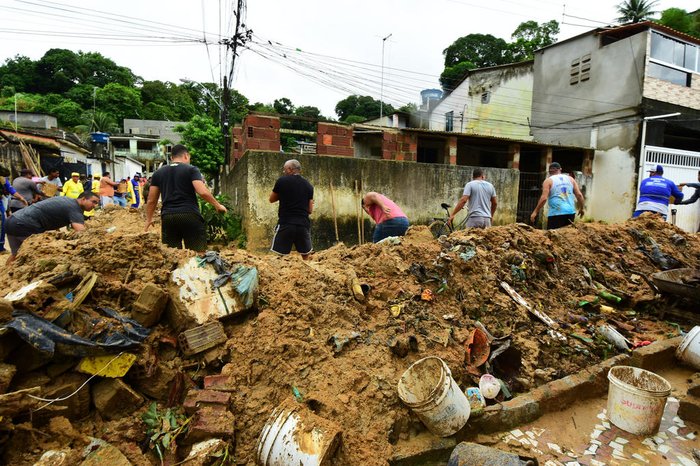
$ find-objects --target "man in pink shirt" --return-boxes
[362,192,409,243]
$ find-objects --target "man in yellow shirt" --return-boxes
[62,172,84,199]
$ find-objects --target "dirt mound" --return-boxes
[0,209,698,465]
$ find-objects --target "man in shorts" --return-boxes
[269,159,314,259]
[530,162,585,229]
[144,144,227,251]
[5,191,99,264]
[448,168,498,229]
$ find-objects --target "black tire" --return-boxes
[429,220,450,239]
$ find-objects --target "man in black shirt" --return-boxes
[5,192,99,264]
[269,159,314,259]
[144,144,227,251]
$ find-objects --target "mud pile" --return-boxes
[0,209,698,465]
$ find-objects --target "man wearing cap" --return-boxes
[10,169,42,213]
[633,165,683,219]
[131,173,142,208]
[62,172,84,199]
[530,162,585,229]
[5,191,99,265]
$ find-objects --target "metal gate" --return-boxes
[640,145,700,232]
[517,172,545,223]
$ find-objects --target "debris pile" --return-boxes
[0,208,698,465]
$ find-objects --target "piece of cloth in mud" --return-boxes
[2,306,150,357]
[198,251,259,309]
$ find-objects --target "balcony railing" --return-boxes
[112,149,164,161]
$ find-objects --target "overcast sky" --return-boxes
[0,0,697,118]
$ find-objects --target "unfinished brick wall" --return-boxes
[242,114,280,153]
[382,131,417,161]
[317,123,354,157]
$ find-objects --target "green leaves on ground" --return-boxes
[199,194,245,246]
[141,402,190,462]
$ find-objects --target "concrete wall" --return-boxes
[222,152,519,252]
[588,147,638,222]
[431,63,534,140]
[123,119,187,143]
[531,32,646,149]
[0,111,57,129]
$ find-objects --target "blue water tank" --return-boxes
[420,89,443,107]
[90,132,110,144]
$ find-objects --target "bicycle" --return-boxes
[428,202,468,238]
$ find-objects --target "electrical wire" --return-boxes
[27,352,125,412]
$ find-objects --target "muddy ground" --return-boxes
[0,207,699,465]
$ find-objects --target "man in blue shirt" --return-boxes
[633,165,684,220]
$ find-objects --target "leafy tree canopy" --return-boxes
[509,20,560,62]
[174,115,224,179]
[334,95,394,122]
[616,0,658,23]
[657,8,700,37]
[440,20,559,91]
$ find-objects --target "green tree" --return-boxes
[50,100,85,128]
[509,20,559,62]
[228,89,250,125]
[66,84,99,110]
[657,8,698,37]
[398,103,418,113]
[174,115,224,178]
[616,0,658,23]
[439,62,474,91]
[34,49,83,94]
[96,83,142,127]
[334,95,394,121]
[440,34,509,91]
[273,97,295,115]
[77,51,136,88]
[0,55,36,93]
[443,34,509,69]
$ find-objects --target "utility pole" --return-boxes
[220,0,251,168]
[380,33,392,124]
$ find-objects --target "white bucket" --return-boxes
[397,356,470,437]
[607,366,671,435]
[256,400,341,466]
[676,326,700,370]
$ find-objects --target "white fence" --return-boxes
[641,145,700,232]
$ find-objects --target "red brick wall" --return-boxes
[242,114,280,153]
[317,123,354,157]
[382,131,417,161]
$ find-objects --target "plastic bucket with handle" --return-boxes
[397,356,470,437]
[607,366,671,435]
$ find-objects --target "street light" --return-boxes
[380,33,392,124]
[180,78,223,112]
